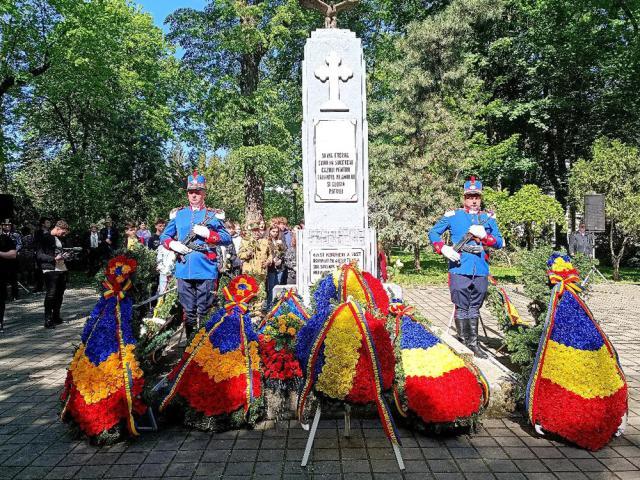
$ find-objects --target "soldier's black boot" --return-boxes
[454,316,466,343]
[467,317,487,358]
[185,323,194,338]
[44,313,55,329]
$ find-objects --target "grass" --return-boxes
[389,249,521,286]
[593,265,640,284]
[388,249,638,287]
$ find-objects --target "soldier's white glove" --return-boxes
[192,224,210,238]
[169,240,191,255]
[468,224,487,239]
[441,245,461,262]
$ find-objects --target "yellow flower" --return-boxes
[287,327,296,336]
[316,303,362,399]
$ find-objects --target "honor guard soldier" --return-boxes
[428,177,504,358]
[161,170,232,336]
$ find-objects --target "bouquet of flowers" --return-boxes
[159,275,263,430]
[526,254,627,451]
[61,256,147,443]
[259,308,304,390]
[259,288,310,332]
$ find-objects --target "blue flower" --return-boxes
[550,292,604,351]
[400,316,440,350]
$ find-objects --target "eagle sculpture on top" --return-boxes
[299,0,360,28]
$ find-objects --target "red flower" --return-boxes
[404,368,483,423]
[105,256,137,284]
[363,272,390,315]
[259,338,302,382]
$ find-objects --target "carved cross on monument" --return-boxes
[314,51,353,112]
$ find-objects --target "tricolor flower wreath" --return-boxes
[389,301,489,426]
[297,265,399,446]
[61,256,147,442]
[526,254,628,451]
[159,275,263,430]
[259,288,310,332]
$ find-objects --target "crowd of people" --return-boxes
[0,208,304,332]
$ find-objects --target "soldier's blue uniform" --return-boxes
[428,177,504,357]
[161,172,231,333]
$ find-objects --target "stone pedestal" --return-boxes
[297,29,376,304]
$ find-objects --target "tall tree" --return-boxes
[0,0,76,183]
[570,138,640,280]
[8,0,183,228]
[478,0,640,236]
[369,0,505,268]
[166,1,318,223]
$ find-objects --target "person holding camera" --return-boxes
[37,220,71,329]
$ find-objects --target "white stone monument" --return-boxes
[296,28,377,304]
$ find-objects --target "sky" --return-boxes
[134,0,208,33]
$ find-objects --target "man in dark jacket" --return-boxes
[100,218,119,259]
[37,220,70,329]
[0,231,17,332]
[83,224,101,276]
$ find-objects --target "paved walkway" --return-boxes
[0,285,638,479]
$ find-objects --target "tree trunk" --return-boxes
[239,47,264,222]
[245,165,265,225]
[525,223,534,250]
[609,220,628,282]
[413,244,421,271]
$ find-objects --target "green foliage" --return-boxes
[479,0,640,209]
[5,0,185,229]
[570,137,640,279]
[165,1,314,222]
[483,185,565,249]
[519,245,595,323]
[370,0,505,252]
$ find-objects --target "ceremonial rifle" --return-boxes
[452,214,491,254]
[177,211,217,263]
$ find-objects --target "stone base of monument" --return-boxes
[264,388,298,420]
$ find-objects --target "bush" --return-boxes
[519,245,595,323]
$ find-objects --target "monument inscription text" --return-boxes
[315,119,357,202]
[310,248,364,283]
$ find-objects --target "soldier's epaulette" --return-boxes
[444,210,456,217]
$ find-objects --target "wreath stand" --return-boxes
[300,403,405,471]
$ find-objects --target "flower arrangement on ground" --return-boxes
[389,301,488,427]
[526,254,627,451]
[297,264,399,446]
[159,275,263,431]
[259,304,305,390]
[61,256,147,443]
[259,288,310,332]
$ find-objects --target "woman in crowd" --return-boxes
[284,227,297,285]
[136,221,152,247]
[238,222,270,311]
[125,223,142,250]
[265,223,286,309]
